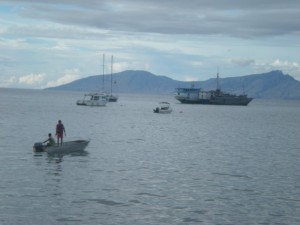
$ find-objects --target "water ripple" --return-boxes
[56,217,82,222]
[191,210,208,215]
[87,198,127,206]
[212,172,253,179]
[183,217,202,223]
[136,192,167,198]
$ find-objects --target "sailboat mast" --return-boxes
[102,53,105,92]
[111,55,113,95]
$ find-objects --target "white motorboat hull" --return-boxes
[33,140,90,154]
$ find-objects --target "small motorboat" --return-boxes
[153,102,173,114]
[33,139,90,154]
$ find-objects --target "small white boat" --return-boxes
[153,102,173,114]
[76,93,108,106]
[33,139,90,154]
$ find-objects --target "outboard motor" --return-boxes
[33,142,44,152]
[153,107,159,113]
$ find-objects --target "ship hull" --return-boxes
[175,98,252,105]
[209,97,252,106]
[175,98,211,104]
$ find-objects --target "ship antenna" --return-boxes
[216,69,221,96]
[216,70,220,91]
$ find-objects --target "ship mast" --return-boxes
[216,70,221,96]
[216,72,220,91]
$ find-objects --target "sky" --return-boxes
[0,0,300,89]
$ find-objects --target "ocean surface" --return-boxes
[0,88,299,225]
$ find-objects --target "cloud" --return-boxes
[1,72,46,90]
[231,58,255,67]
[270,59,300,79]
[4,0,300,39]
[51,41,68,50]
[19,73,45,85]
[254,59,300,79]
[45,68,80,88]
[0,38,27,48]
[184,76,200,82]
[1,76,17,87]
[271,59,299,68]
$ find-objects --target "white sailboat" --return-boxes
[76,54,108,106]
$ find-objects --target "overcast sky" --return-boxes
[1,0,300,89]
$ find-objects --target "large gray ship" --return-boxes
[174,74,253,106]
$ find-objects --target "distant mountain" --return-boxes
[46,70,300,100]
[47,70,183,94]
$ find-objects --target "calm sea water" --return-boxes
[0,88,299,225]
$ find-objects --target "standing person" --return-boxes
[56,120,66,145]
